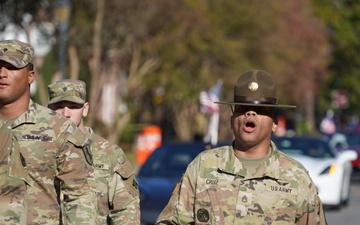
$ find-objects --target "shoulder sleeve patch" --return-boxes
[116,156,135,179]
[115,156,139,197]
[65,125,87,147]
[64,124,93,165]
[82,145,93,166]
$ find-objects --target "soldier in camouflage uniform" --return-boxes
[0,121,29,224]
[156,70,327,225]
[0,40,98,225]
[47,79,140,225]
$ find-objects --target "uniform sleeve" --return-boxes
[108,154,140,224]
[294,168,328,225]
[156,158,198,225]
[296,194,328,225]
[57,126,99,225]
[0,126,29,225]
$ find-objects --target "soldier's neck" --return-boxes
[0,97,30,120]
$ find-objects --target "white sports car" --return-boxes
[272,136,357,209]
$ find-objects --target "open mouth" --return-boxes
[245,121,256,128]
[243,120,256,133]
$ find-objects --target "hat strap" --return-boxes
[234,96,277,105]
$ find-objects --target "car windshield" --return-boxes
[273,138,335,159]
[138,143,206,178]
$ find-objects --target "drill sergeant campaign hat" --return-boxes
[0,39,34,68]
[216,70,296,108]
[48,79,86,105]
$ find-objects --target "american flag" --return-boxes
[199,79,223,114]
[320,110,336,135]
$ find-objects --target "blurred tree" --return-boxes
[0,0,38,28]
[69,0,246,142]
[1,0,332,144]
[204,0,330,136]
[261,0,330,135]
[0,0,56,106]
[312,0,360,130]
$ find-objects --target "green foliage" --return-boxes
[7,0,356,138]
[312,0,360,122]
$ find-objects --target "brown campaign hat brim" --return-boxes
[215,101,296,108]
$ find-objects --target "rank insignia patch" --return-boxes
[197,208,210,222]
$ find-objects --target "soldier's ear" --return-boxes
[28,70,35,85]
[272,122,278,132]
[82,102,89,117]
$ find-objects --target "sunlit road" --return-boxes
[325,181,360,225]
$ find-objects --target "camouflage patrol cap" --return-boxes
[0,40,34,68]
[48,79,86,105]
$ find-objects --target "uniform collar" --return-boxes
[7,99,38,128]
[218,141,281,180]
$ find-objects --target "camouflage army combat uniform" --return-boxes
[0,122,29,225]
[47,79,140,224]
[6,101,98,225]
[85,126,140,224]
[156,143,327,225]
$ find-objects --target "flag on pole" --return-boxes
[199,80,222,145]
[320,109,336,135]
[199,79,223,114]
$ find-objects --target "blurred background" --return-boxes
[1,0,359,162]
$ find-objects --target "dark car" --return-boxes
[342,133,360,176]
[338,132,360,177]
[136,142,227,225]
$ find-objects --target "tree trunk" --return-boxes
[34,57,47,105]
[88,0,104,127]
[305,89,316,135]
[68,45,80,80]
[173,103,198,141]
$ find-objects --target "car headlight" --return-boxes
[320,163,337,175]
